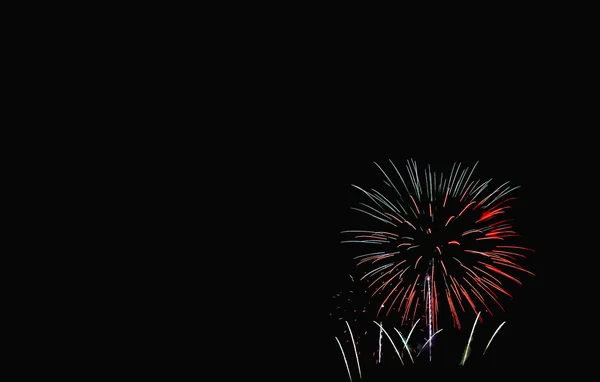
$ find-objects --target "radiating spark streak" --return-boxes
[462,229,483,236]
[478,276,512,298]
[408,159,422,199]
[407,245,420,251]
[435,246,441,255]
[423,168,431,200]
[335,337,352,382]
[491,261,536,275]
[357,253,399,265]
[467,179,480,196]
[360,263,392,280]
[415,256,423,269]
[483,321,506,355]
[429,165,433,201]
[342,230,385,234]
[354,235,389,240]
[485,186,521,208]
[412,297,419,323]
[345,321,361,379]
[416,329,444,357]
[386,286,405,316]
[409,195,420,214]
[468,274,505,311]
[358,201,393,220]
[389,159,412,198]
[353,251,385,259]
[460,311,481,366]
[449,163,461,197]
[413,159,423,199]
[374,161,403,202]
[350,207,396,226]
[378,282,404,317]
[444,163,456,207]
[483,264,523,285]
[460,180,475,202]
[475,181,510,209]
[460,161,478,195]
[341,240,385,244]
[383,212,405,225]
[406,162,419,198]
[473,265,504,285]
[350,184,384,209]
[459,284,478,314]
[393,327,415,363]
[440,260,448,275]
[399,276,419,315]
[458,201,475,217]
[491,252,526,261]
[372,322,404,365]
[464,249,492,257]
[454,168,467,197]
[370,188,407,216]
[448,240,460,245]
[368,262,406,289]
[470,179,492,202]
[463,278,493,314]
[445,216,454,226]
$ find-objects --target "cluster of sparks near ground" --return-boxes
[336,317,506,379]
[341,160,535,338]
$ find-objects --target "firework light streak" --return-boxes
[343,160,534,337]
[416,328,444,358]
[372,321,404,365]
[378,321,382,363]
[483,321,506,355]
[345,321,362,379]
[460,311,481,366]
[406,318,420,345]
[335,337,352,382]
[393,327,414,363]
[427,273,433,362]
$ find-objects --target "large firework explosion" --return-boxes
[340,159,534,337]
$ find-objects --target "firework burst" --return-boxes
[342,159,534,333]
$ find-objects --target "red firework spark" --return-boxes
[342,159,535,331]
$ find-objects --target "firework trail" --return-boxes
[345,321,362,379]
[342,160,535,337]
[416,328,444,358]
[392,327,414,363]
[460,311,481,365]
[378,321,382,363]
[426,273,433,361]
[335,336,352,382]
[372,321,404,365]
[483,321,506,355]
